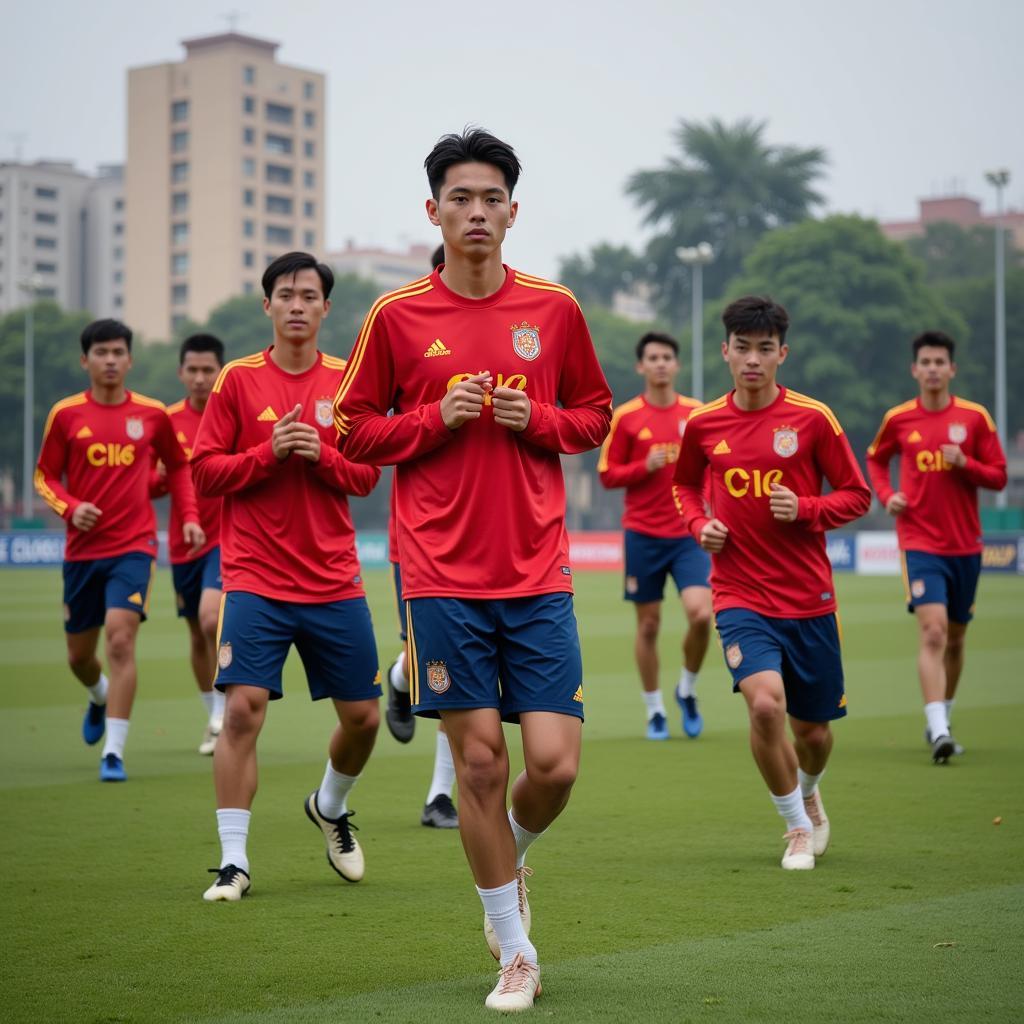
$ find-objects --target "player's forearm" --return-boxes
[865,456,895,505]
[519,403,611,454]
[191,442,279,495]
[165,462,199,522]
[340,405,452,465]
[313,446,381,496]
[672,483,710,539]
[34,468,77,519]
[960,457,1007,491]
[796,484,871,531]
[598,460,649,489]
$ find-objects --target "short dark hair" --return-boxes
[262,251,334,300]
[179,333,225,367]
[424,128,522,199]
[81,318,132,354]
[912,330,955,361]
[722,295,790,345]
[431,244,445,270]
[635,331,679,361]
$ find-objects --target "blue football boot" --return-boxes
[677,693,704,739]
[82,701,106,745]
[99,753,127,782]
[646,711,669,741]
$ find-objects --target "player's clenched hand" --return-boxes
[441,372,492,429]
[940,443,966,468]
[290,423,321,462]
[183,522,206,556]
[646,446,670,472]
[491,387,531,432]
[153,460,167,482]
[885,491,908,516]
[699,518,728,553]
[768,482,799,522]
[71,502,102,531]
[271,404,305,460]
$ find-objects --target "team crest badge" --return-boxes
[511,322,541,361]
[948,423,967,444]
[911,579,926,599]
[426,660,451,694]
[315,399,333,427]
[126,416,144,440]
[218,642,233,669]
[772,426,799,458]
[726,643,743,669]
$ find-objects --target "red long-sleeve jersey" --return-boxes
[673,387,870,618]
[598,393,703,538]
[35,390,198,562]
[333,267,612,599]
[191,349,380,603]
[866,395,1007,555]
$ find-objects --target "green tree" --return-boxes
[905,222,1022,285]
[557,244,646,308]
[627,118,827,316]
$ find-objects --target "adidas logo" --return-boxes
[127,592,143,605]
[638,427,653,440]
[572,685,584,703]
[908,430,922,443]
[75,425,94,439]
[176,430,188,443]
[257,406,279,422]
[712,439,731,455]
[424,339,451,358]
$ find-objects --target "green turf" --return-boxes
[1,568,1022,1023]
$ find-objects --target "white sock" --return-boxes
[477,880,537,967]
[770,784,813,832]
[211,689,226,723]
[317,760,358,819]
[200,690,215,716]
[797,767,824,798]
[101,718,129,759]
[508,809,544,870]
[642,690,666,720]
[87,673,108,705]
[944,698,955,723]
[217,808,251,873]
[426,730,457,803]
[925,701,949,740]
[390,650,409,693]
[676,669,698,700]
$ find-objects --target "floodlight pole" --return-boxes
[985,169,1009,509]
[676,243,715,402]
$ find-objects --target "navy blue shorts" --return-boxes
[171,546,222,619]
[63,553,156,633]
[406,593,584,724]
[623,529,710,603]
[903,550,981,624]
[392,561,407,642]
[214,592,381,702]
[715,608,847,723]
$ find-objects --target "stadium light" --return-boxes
[984,169,1009,510]
[19,274,43,521]
[676,243,714,401]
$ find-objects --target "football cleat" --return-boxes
[485,866,533,960]
[931,733,956,764]
[198,722,221,756]
[645,711,669,741]
[484,953,541,1012]
[925,727,964,755]
[384,657,415,744]
[304,792,364,881]
[803,789,830,857]
[781,828,815,870]
[99,753,126,782]
[677,693,703,739]
[421,793,459,829]
[203,864,250,901]
[82,701,106,745]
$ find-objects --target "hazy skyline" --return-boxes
[3,0,1022,280]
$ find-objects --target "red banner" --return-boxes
[569,531,623,571]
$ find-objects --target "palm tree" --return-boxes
[626,118,827,314]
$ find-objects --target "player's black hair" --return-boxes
[179,333,225,367]
[262,251,334,301]
[722,295,790,345]
[635,331,679,361]
[80,318,132,354]
[912,330,955,361]
[431,244,445,270]
[424,128,521,199]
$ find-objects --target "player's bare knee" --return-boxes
[920,621,948,653]
[637,614,660,642]
[797,722,831,752]
[749,692,784,729]
[457,744,508,800]
[199,610,219,642]
[532,757,578,795]
[104,628,136,666]
[344,702,380,737]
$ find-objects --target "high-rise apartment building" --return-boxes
[125,32,326,340]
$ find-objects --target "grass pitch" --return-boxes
[1,567,1022,1023]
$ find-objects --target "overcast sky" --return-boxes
[3,0,1021,278]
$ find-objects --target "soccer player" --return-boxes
[673,296,870,870]
[34,318,203,782]
[191,252,382,902]
[598,331,711,740]
[866,331,1007,763]
[152,333,227,754]
[334,129,612,1011]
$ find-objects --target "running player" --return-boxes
[192,252,382,902]
[35,318,203,781]
[152,333,227,754]
[673,296,870,870]
[866,330,1007,763]
[334,129,612,1011]
[598,331,711,740]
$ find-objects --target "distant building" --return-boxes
[880,195,1024,249]
[326,241,434,292]
[83,165,126,320]
[611,282,657,323]
[125,32,326,340]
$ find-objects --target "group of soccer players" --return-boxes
[34,128,1007,1013]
